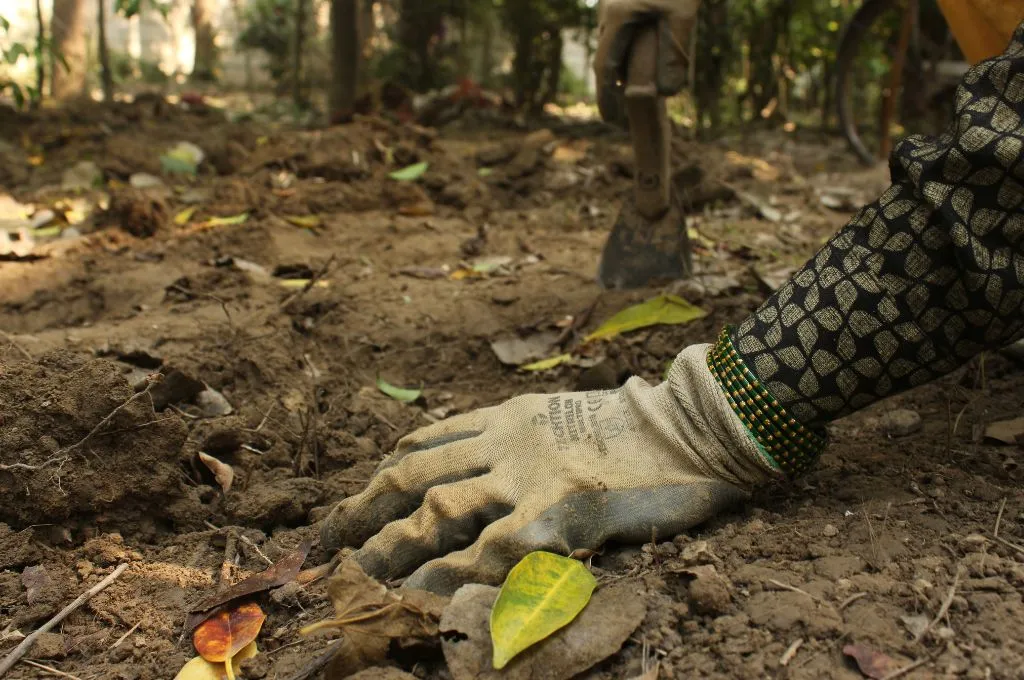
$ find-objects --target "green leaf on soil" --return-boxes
[489,551,597,669]
[389,161,429,181]
[203,213,249,228]
[174,207,197,225]
[477,167,493,177]
[32,226,62,238]
[376,377,422,403]
[519,354,573,372]
[284,215,321,229]
[585,294,707,343]
[161,153,198,175]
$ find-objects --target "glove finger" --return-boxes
[402,480,750,595]
[320,434,490,550]
[376,409,486,475]
[350,474,512,582]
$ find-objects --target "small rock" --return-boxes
[32,632,67,659]
[196,387,233,417]
[129,172,165,189]
[879,409,922,437]
[685,565,732,616]
[822,524,839,538]
[61,160,102,191]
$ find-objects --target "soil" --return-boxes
[0,100,1021,680]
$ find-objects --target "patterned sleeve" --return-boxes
[731,22,1024,428]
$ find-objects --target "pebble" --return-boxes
[879,408,922,437]
[822,523,839,537]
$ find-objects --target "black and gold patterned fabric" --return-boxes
[733,23,1024,427]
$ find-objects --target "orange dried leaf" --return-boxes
[194,601,266,675]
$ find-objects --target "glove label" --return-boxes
[533,392,618,457]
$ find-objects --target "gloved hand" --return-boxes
[594,0,701,122]
[320,345,778,595]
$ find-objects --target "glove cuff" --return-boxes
[706,326,828,478]
[664,344,784,490]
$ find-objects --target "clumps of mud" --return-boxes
[0,351,191,531]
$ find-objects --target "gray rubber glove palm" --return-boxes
[320,345,778,595]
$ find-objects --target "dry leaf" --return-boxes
[842,644,902,679]
[490,331,560,366]
[174,641,258,680]
[198,453,234,493]
[984,417,1024,445]
[191,541,312,615]
[194,602,266,680]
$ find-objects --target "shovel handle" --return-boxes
[625,26,671,220]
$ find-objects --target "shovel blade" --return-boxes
[597,192,692,290]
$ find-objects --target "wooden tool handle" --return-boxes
[625,26,671,220]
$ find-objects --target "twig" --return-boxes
[203,522,273,566]
[779,638,803,666]
[0,330,32,360]
[59,379,159,456]
[880,654,932,680]
[279,255,336,310]
[109,621,141,649]
[838,592,868,611]
[0,563,129,675]
[915,566,962,643]
[989,534,1024,556]
[19,660,83,680]
[219,529,238,589]
[767,579,815,601]
[168,285,233,327]
[994,498,1007,538]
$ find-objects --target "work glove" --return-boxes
[594,0,701,123]
[320,345,779,595]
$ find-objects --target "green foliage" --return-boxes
[237,0,322,89]
[0,14,37,109]
[114,0,172,20]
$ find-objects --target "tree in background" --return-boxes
[329,0,359,123]
[51,0,89,98]
[192,0,218,80]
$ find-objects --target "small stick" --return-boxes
[59,379,159,455]
[880,655,931,680]
[279,255,336,310]
[19,660,83,680]
[0,563,129,675]
[0,454,67,472]
[990,534,1024,556]
[915,566,962,643]
[994,497,1007,538]
[109,620,141,649]
[779,638,803,666]
[0,330,32,360]
[220,530,238,589]
[203,522,273,566]
[767,579,815,601]
[838,592,868,611]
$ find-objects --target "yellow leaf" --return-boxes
[584,294,706,343]
[175,207,197,225]
[490,551,596,669]
[519,354,573,372]
[203,213,248,227]
[278,279,330,289]
[256,136,269,146]
[284,214,321,229]
[27,154,44,167]
[32,226,62,238]
[173,642,258,680]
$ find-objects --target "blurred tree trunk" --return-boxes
[98,0,113,101]
[191,0,217,81]
[694,0,730,137]
[292,0,307,106]
[50,0,88,99]
[329,0,360,123]
[396,0,443,91]
[34,0,45,107]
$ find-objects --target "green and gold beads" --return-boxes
[708,326,827,478]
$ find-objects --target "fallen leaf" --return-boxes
[302,561,448,677]
[490,551,597,669]
[900,614,930,640]
[398,200,435,216]
[389,161,429,181]
[731,186,782,222]
[984,417,1024,445]
[198,452,234,493]
[472,256,514,274]
[130,172,165,189]
[31,226,62,238]
[174,641,258,680]
[284,214,321,229]
[490,331,560,366]
[520,354,573,372]
[278,279,330,289]
[397,266,448,279]
[441,580,647,680]
[376,377,422,403]
[61,160,102,191]
[162,141,205,175]
[842,644,902,679]
[585,295,707,343]
[173,207,197,225]
[753,264,797,294]
[477,167,494,177]
[203,213,249,228]
[190,541,312,616]
[194,602,266,680]
[21,565,49,605]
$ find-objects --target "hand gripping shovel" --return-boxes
[597,26,692,290]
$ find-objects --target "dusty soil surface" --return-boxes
[1,101,1022,679]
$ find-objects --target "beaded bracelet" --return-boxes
[707,326,827,478]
